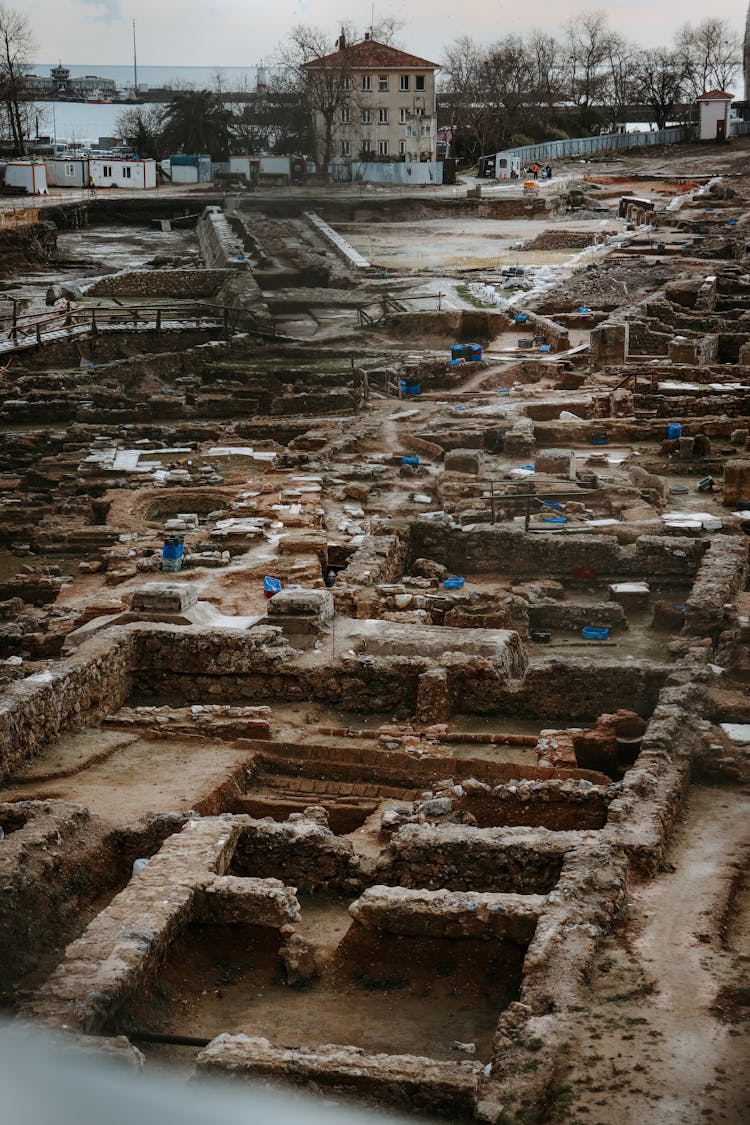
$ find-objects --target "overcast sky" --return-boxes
[25,0,747,68]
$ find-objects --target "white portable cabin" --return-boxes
[229,155,291,183]
[46,157,90,188]
[697,90,733,141]
[168,154,212,183]
[4,161,48,194]
[494,154,521,181]
[89,157,157,189]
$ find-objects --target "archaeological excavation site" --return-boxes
[0,146,749,1125]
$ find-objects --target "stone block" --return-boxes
[534,448,576,479]
[196,875,301,927]
[608,582,650,610]
[444,449,484,476]
[590,321,628,365]
[723,460,750,506]
[129,582,198,614]
[266,588,334,621]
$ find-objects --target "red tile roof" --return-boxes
[302,39,440,71]
[697,89,733,100]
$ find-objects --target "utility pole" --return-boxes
[132,19,138,98]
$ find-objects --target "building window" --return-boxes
[123,166,132,178]
[399,107,407,124]
[415,75,425,90]
[341,140,350,156]
[362,138,372,154]
[102,165,112,178]
[421,123,431,137]
[65,163,75,177]
[340,107,350,124]
[343,77,351,91]
[399,75,409,91]
[378,139,388,156]
[399,140,406,155]
[378,107,388,124]
[361,108,371,124]
[362,75,371,91]
[379,74,388,91]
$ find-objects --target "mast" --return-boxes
[132,19,138,97]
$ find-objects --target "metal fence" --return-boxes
[490,126,693,167]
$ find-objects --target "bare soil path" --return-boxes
[552,783,750,1124]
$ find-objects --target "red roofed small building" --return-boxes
[301,33,440,168]
[697,90,733,141]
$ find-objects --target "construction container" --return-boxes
[582,626,609,640]
[667,423,682,440]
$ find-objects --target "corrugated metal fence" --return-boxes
[491,126,693,167]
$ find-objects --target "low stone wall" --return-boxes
[229,815,363,892]
[378,824,572,893]
[23,815,299,1033]
[0,801,97,994]
[85,269,233,298]
[0,630,134,782]
[684,537,748,638]
[349,886,546,943]
[408,520,705,582]
[196,1036,483,1117]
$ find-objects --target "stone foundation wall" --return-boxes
[196,1036,482,1117]
[0,630,135,781]
[378,824,571,893]
[684,537,748,638]
[229,816,363,892]
[85,269,233,298]
[349,885,546,943]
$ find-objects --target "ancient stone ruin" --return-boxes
[0,145,748,1123]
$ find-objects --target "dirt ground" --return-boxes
[550,783,750,1125]
[120,904,524,1062]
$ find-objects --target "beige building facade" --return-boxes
[304,36,440,165]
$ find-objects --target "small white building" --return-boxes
[46,157,89,188]
[167,154,212,184]
[228,155,291,184]
[4,160,48,194]
[697,90,733,141]
[89,156,157,189]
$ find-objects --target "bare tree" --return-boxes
[632,48,687,129]
[528,30,567,108]
[278,26,360,171]
[675,18,741,98]
[564,10,626,130]
[0,4,34,155]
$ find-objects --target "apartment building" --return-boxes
[302,34,440,165]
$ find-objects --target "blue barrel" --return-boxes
[405,383,421,396]
[582,626,609,640]
[162,536,184,560]
[451,344,464,359]
[514,314,527,325]
[578,306,590,314]
[469,344,483,361]
[540,344,552,353]
[667,423,682,440]
[402,455,420,467]
[450,359,463,367]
